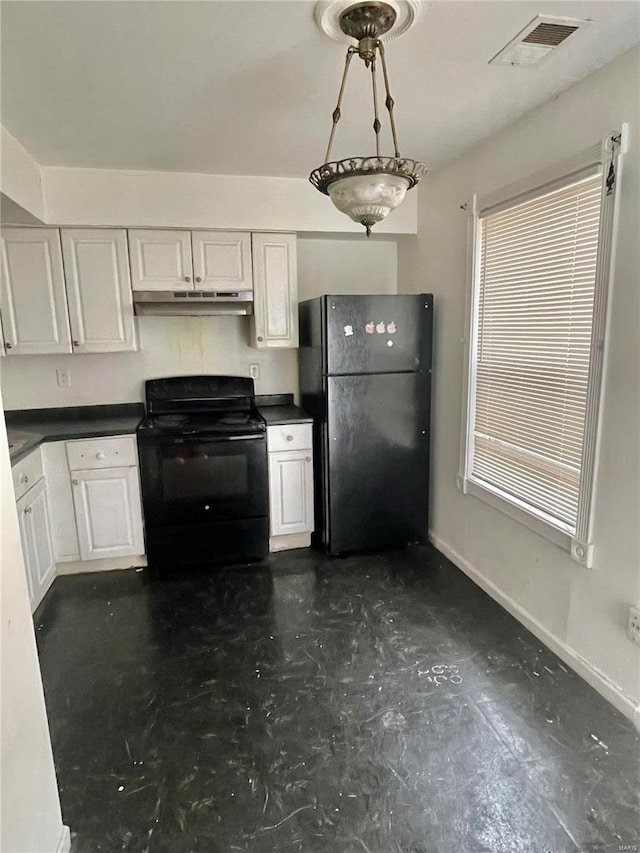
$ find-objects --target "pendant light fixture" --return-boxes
[310,1,426,236]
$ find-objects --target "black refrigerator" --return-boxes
[299,294,433,555]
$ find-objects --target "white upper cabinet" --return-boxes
[61,229,137,353]
[251,232,298,348]
[191,231,253,292]
[0,228,72,354]
[128,229,193,291]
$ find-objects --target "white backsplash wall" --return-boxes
[0,316,298,409]
[0,236,398,410]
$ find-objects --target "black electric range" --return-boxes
[137,376,268,571]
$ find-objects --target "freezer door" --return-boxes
[325,294,432,376]
[325,372,430,554]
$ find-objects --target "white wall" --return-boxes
[41,166,417,235]
[298,236,397,301]
[0,394,69,852]
[0,237,397,409]
[0,127,44,222]
[399,47,640,717]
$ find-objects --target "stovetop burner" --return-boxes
[218,414,251,426]
[138,375,266,439]
[153,414,189,428]
[140,409,265,438]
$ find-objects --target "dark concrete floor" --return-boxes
[34,545,639,853]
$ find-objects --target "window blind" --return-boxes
[471,169,603,531]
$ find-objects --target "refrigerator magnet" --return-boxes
[365,322,375,334]
[387,322,397,334]
[344,325,354,337]
[376,322,386,333]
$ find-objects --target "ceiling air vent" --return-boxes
[489,15,590,67]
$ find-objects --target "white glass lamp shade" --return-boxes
[327,172,411,228]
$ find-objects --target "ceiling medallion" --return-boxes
[310,1,426,235]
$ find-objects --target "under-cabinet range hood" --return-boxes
[133,290,253,316]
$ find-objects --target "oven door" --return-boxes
[138,433,268,525]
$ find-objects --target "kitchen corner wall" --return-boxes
[0,236,397,409]
[0,393,68,853]
[398,47,640,717]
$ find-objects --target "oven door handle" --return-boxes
[139,433,265,445]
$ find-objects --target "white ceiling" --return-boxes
[1,1,638,177]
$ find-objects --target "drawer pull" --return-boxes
[24,506,32,515]
[20,474,29,484]
[286,435,294,442]
[95,452,106,460]
[305,456,311,463]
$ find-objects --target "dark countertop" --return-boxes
[259,405,313,425]
[6,403,145,465]
[6,395,312,464]
[256,393,312,425]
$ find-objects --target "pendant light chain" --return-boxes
[324,46,357,164]
[371,53,381,158]
[378,41,400,159]
[310,2,426,236]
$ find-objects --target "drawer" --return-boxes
[267,423,312,453]
[12,447,44,502]
[66,435,137,470]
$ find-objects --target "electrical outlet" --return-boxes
[628,606,640,646]
[56,368,71,388]
[249,363,260,381]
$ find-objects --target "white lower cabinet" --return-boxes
[267,423,314,552]
[66,436,145,562]
[16,477,56,612]
[71,466,144,560]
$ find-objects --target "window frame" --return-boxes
[458,132,626,567]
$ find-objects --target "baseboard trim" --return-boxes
[269,533,312,553]
[56,554,147,575]
[56,825,71,853]
[430,532,640,729]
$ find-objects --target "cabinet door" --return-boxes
[0,228,72,354]
[268,449,314,537]
[61,229,137,353]
[42,442,80,562]
[71,466,144,561]
[251,233,298,348]
[17,477,56,613]
[191,231,252,292]
[128,229,193,291]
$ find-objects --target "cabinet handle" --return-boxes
[20,474,29,484]
[195,276,202,283]
[257,336,263,342]
[24,506,32,514]
[72,478,79,486]
[95,452,106,460]
[73,340,80,347]
[184,276,191,283]
[5,342,12,349]
[286,435,294,442]
[305,456,311,463]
